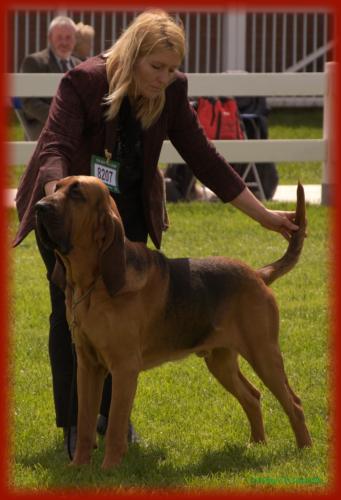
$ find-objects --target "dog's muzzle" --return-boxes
[35,200,72,254]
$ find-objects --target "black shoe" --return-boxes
[96,415,139,443]
[63,426,77,459]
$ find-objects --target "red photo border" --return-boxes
[1,0,340,499]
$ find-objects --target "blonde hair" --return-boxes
[75,22,95,40]
[74,22,95,59]
[104,10,185,129]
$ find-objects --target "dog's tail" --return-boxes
[257,182,306,286]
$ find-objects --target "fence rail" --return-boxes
[8,71,326,97]
[6,65,335,204]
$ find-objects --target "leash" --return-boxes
[66,277,100,461]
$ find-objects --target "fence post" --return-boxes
[322,61,336,206]
[222,11,247,71]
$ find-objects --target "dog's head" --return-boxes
[35,175,126,296]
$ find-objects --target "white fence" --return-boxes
[6,63,336,205]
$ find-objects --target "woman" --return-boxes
[73,22,95,61]
[13,10,298,454]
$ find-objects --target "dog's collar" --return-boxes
[72,278,99,308]
[69,276,100,343]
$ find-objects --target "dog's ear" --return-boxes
[100,211,126,296]
[51,253,66,291]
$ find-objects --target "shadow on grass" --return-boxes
[12,438,299,491]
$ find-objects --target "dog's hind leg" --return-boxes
[284,374,302,405]
[243,343,312,449]
[205,347,266,444]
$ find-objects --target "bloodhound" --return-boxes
[35,176,311,470]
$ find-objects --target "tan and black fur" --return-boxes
[35,176,311,470]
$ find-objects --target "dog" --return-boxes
[35,175,312,469]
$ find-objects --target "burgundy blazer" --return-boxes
[13,54,245,249]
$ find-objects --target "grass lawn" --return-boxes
[268,108,323,185]
[9,195,331,491]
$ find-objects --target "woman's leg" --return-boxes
[35,231,77,429]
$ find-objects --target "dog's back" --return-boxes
[164,256,251,348]
[140,183,306,358]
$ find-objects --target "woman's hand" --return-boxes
[230,187,299,241]
[259,209,298,241]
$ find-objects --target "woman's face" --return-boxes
[134,48,181,98]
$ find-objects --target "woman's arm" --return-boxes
[231,186,298,241]
[38,65,97,193]
[167,75,298,241]
[166,75,245,202]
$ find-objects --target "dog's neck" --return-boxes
[59,248,101,293]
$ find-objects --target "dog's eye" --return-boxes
[69,182,85,201]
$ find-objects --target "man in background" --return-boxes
[19,16,81,140]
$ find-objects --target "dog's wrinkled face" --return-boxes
[35,175,126,296]
[35,175,117,255]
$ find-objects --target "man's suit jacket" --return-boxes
[14,55,245,249]
[19,48,81,140]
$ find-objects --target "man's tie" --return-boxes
[60,59,69,72]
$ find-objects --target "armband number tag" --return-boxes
[91,155,120,193]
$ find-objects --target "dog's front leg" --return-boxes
[72,345,106,466]
[101,365,138,470]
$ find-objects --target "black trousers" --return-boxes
[36,192,148,428]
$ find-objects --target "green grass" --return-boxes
[9,198,330,492]
[268,108,322,185]
[7,107,323,187]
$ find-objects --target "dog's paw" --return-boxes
[247,437,267,449]
[70,454,91,466]
[101,455,123,470]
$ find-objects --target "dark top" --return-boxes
[112,96,147,242]
[13,54,245,249]
[115,96,143,195]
